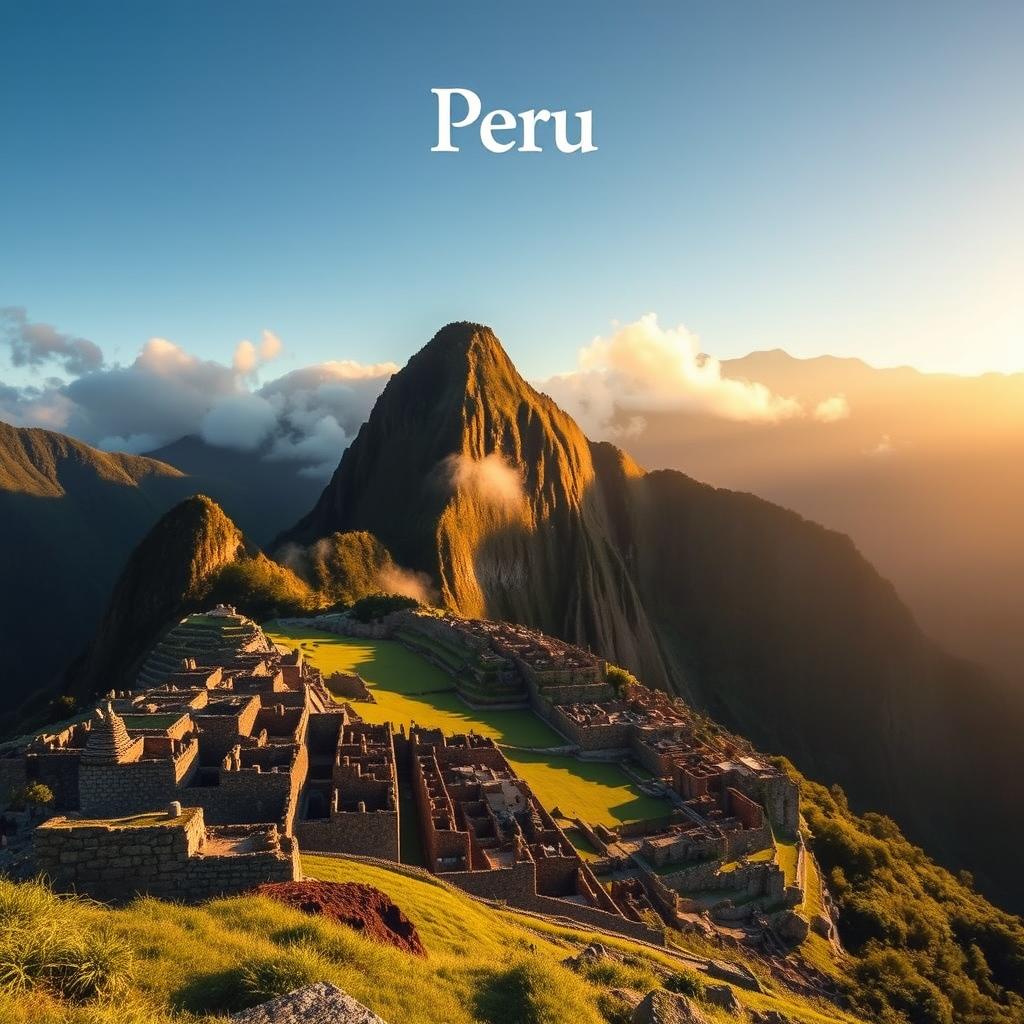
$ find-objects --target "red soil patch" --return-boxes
[255,880,427,957]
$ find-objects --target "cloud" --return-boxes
[866,434,895,456]
[538,314,803,436]
[201,394,278,451]
[0,315,396,472]
[0,307,104,376]
[376,564,438,604]
[233,330,283,376]
[813,394,851,423]
[443,453,524,511]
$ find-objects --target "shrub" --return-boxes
[350,593,420,623]
[238,945,328,1005]
[473,953,602,1024]
[664,968,706,1000]
[574,955,659,993]
[0,881,135,1006]
[46,695,77,723]
[605,664,639,695]
[8,782,54,814]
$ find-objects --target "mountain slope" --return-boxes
[626,349,1024,684]
[278,322,1024,910]
[0,422,196,725]
[145,435,325,546]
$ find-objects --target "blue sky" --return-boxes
[1,0,1022,384]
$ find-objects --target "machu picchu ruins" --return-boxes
[0,603,822,954]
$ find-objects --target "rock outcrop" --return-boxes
[229,982,388,1024]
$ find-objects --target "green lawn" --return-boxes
[504,749,669,826]
[266,623,670,826]
[266,623,559,747]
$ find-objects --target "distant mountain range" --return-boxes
[626,349,1024,686]
[2,323,1022,914]
[143,435,324,546]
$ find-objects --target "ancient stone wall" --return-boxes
[546,704,631,751]
[33,808,298,903]
[181,743,305,829]
[757,774,800,833]
[294,808,400,860]
[323,672,373,701]
[79,741,199,818]
[193,698,261,763]
[723,821,772,860]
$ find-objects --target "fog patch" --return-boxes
[443,452,525,512]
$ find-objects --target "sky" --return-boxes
[1,0,1022,448]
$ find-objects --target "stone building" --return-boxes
[294,714,399,860]
[407,727,660,943]
[34,805,298,903]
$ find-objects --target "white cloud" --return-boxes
[443,453,524,511]
[538,314,803,436]
[0,316,396,470]
[233,329,283,377]
[201,394,278,451]
[813,394,851,423]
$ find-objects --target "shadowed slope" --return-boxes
[0,422,196,723]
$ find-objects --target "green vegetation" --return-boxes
[605,664,639,696]
[0,849,869,1024]
[6,781,54,815]
[266,624,670,826]
[503,749,667,827]
[789,761,1024,1024]
[300,530,400,606]
[349,593,421,622]
[203,556,317,620]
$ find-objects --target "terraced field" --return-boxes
[265,622,669,826]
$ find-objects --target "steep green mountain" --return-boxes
[145,435,325,546]
[278,322,1024,911]
[76,499,411,693]
[0,422,196,726]
[77,495,316,691]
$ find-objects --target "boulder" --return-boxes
[603,987,645,1018]
[776,910,810,943]
[230,982,387,1024]
[563,941,609,971]
[751,1012,792,1024]
[705,959,763,992]
[631,990,708,1024]
[703,983,741,1014]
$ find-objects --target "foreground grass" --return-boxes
[0,856,864,1024]
[266,624,670,826]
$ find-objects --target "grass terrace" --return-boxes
[265,623,670,826]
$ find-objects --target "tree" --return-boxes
[11,781,55,817]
